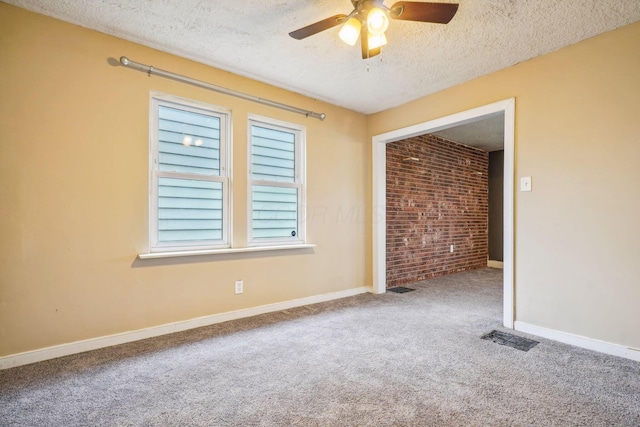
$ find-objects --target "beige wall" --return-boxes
[0,4,370,356]
[2,2,639,359]
[369,21,640,348]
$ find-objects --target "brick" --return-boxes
[386,134,488,287]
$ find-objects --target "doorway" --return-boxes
[372,99,515,328]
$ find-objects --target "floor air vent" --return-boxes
[481,330,539,352]
[387,286,415,293]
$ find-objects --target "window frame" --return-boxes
[149,92,232,253]
[247,114,306,247]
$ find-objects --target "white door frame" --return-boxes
[372,98,516,328]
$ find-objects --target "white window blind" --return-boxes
[249,116,305,245]
[150,94,230,252]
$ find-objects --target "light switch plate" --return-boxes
[520,176,532,192]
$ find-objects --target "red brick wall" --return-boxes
[386,134,488,287]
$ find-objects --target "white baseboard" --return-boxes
[514,321,640,362]
[0,286,372,370]
[487,260,504,269]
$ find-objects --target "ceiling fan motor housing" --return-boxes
[352,0,390,20]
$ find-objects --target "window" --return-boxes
[248,115,305,246]
[150,93,230,252]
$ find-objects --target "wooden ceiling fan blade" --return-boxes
[390,2,459,24]
[367,47,381,59]
[289,14,348,40]
[360,21,368,59]
[360,23,381,60]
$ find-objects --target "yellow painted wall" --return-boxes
[369,21,640,348]
[0,4,370,356]
[2,1,639,359]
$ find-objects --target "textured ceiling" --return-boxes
[5,0,640,114]
[432,113,504,152]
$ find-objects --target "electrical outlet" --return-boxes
[235,280,243,294]
[450,245,454,253]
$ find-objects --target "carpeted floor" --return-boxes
[1,268,639,426]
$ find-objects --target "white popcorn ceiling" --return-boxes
[6,0,640,115]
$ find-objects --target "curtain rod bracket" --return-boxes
[119,56,326,121]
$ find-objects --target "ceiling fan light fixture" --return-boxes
[339,17,362,46]
[288,1,459,60]
[367,7,389,36]
[368,32,388,50]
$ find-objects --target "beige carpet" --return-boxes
[1,268,639,426]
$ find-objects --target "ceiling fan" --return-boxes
[289,0,459,59]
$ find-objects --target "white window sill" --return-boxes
[138,244,316,260]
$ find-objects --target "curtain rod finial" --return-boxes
[120,56,130,66]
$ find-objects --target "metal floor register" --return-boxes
[481,330,539,352]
